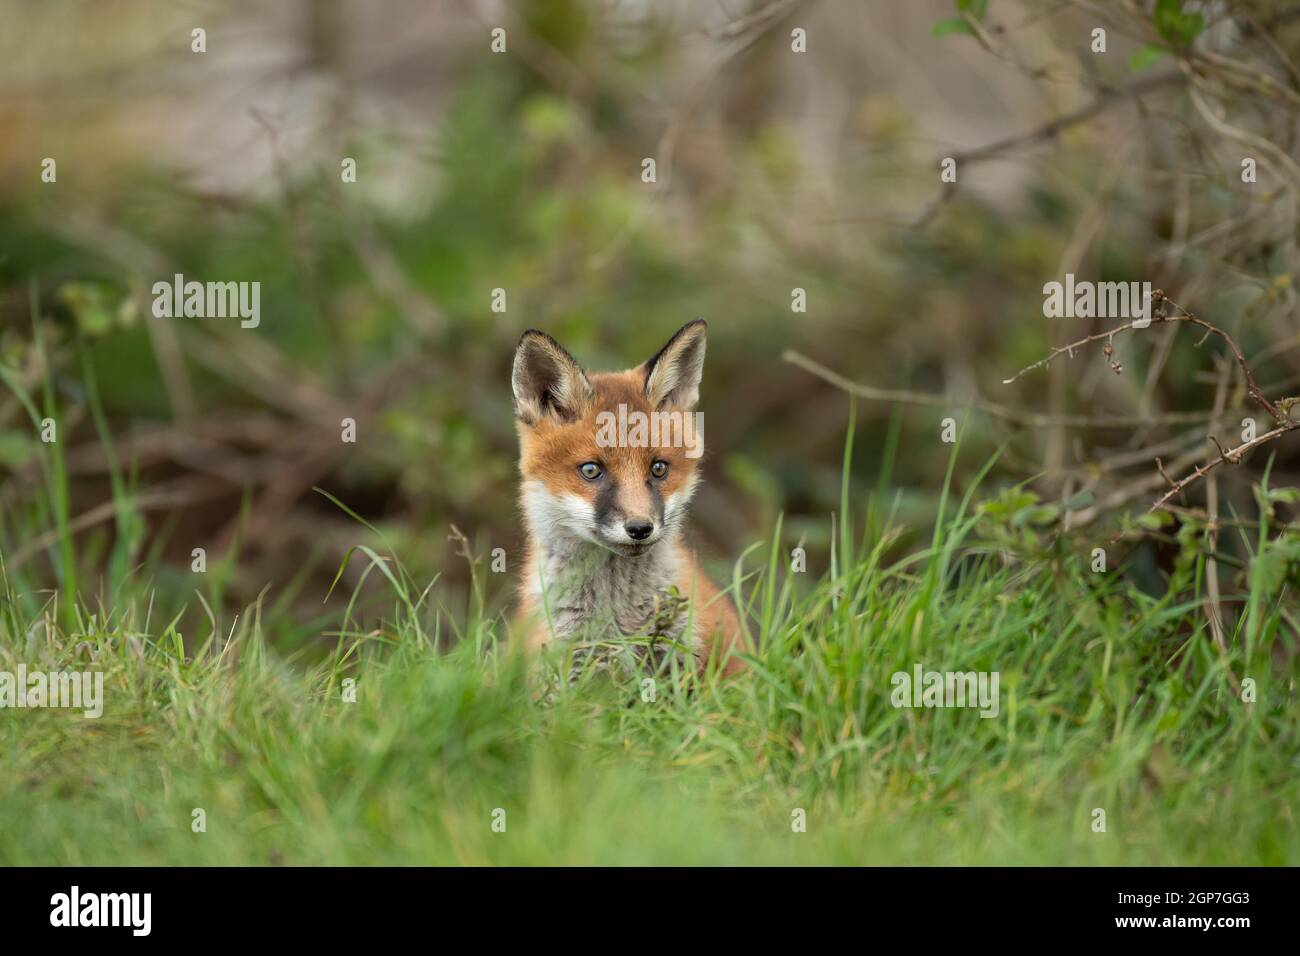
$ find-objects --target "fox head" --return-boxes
[512,320,708,556]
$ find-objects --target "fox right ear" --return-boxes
[511,330,593,424]
[642,319,707,410]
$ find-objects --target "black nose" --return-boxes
[624,520,654,541]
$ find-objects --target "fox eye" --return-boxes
[650,460,668,479]
[578,462,603,481]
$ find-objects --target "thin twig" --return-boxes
[1149,422,1298,513]
[784,349,1214,429]
[1003,292,1285,421]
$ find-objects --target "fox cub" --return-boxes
[511,320,746,676]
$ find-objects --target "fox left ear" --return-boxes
[512,330,594,424]
[642,320,707,410]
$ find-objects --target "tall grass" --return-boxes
[0,412,1296,865]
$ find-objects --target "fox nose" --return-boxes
[624,519,654,541]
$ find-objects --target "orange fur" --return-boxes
[510,322,746,676]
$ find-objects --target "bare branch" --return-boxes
[1148,421,1299,514]
[1003,292,1284,421]
[783,349,1215,429]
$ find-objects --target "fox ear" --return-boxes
[642,320,707,410]
[512,330,593,424]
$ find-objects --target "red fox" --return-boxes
[510,320,746,676]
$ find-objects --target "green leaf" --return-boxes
[1129,44,1168,72]
[956,0,989,19]
[933,18,975,38]
[1138,511,1173,530]
[980,489,1039,520]
[57,281,117,337]
[1012,502,1059,528]
[1178,12,1205,45]
[1251,546,1290,597]
[1153,0,1205,47]
[1154,0,1183,39]
[1029,504,1061,526]
[1063,489,1096,512]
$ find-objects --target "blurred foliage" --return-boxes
[0,0,1297,642]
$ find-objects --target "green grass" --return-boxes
[0,431,1297,866]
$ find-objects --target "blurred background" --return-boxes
[2,0,1298,644]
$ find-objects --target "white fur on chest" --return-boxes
[520,479,694,647]
[529,537,686,640]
